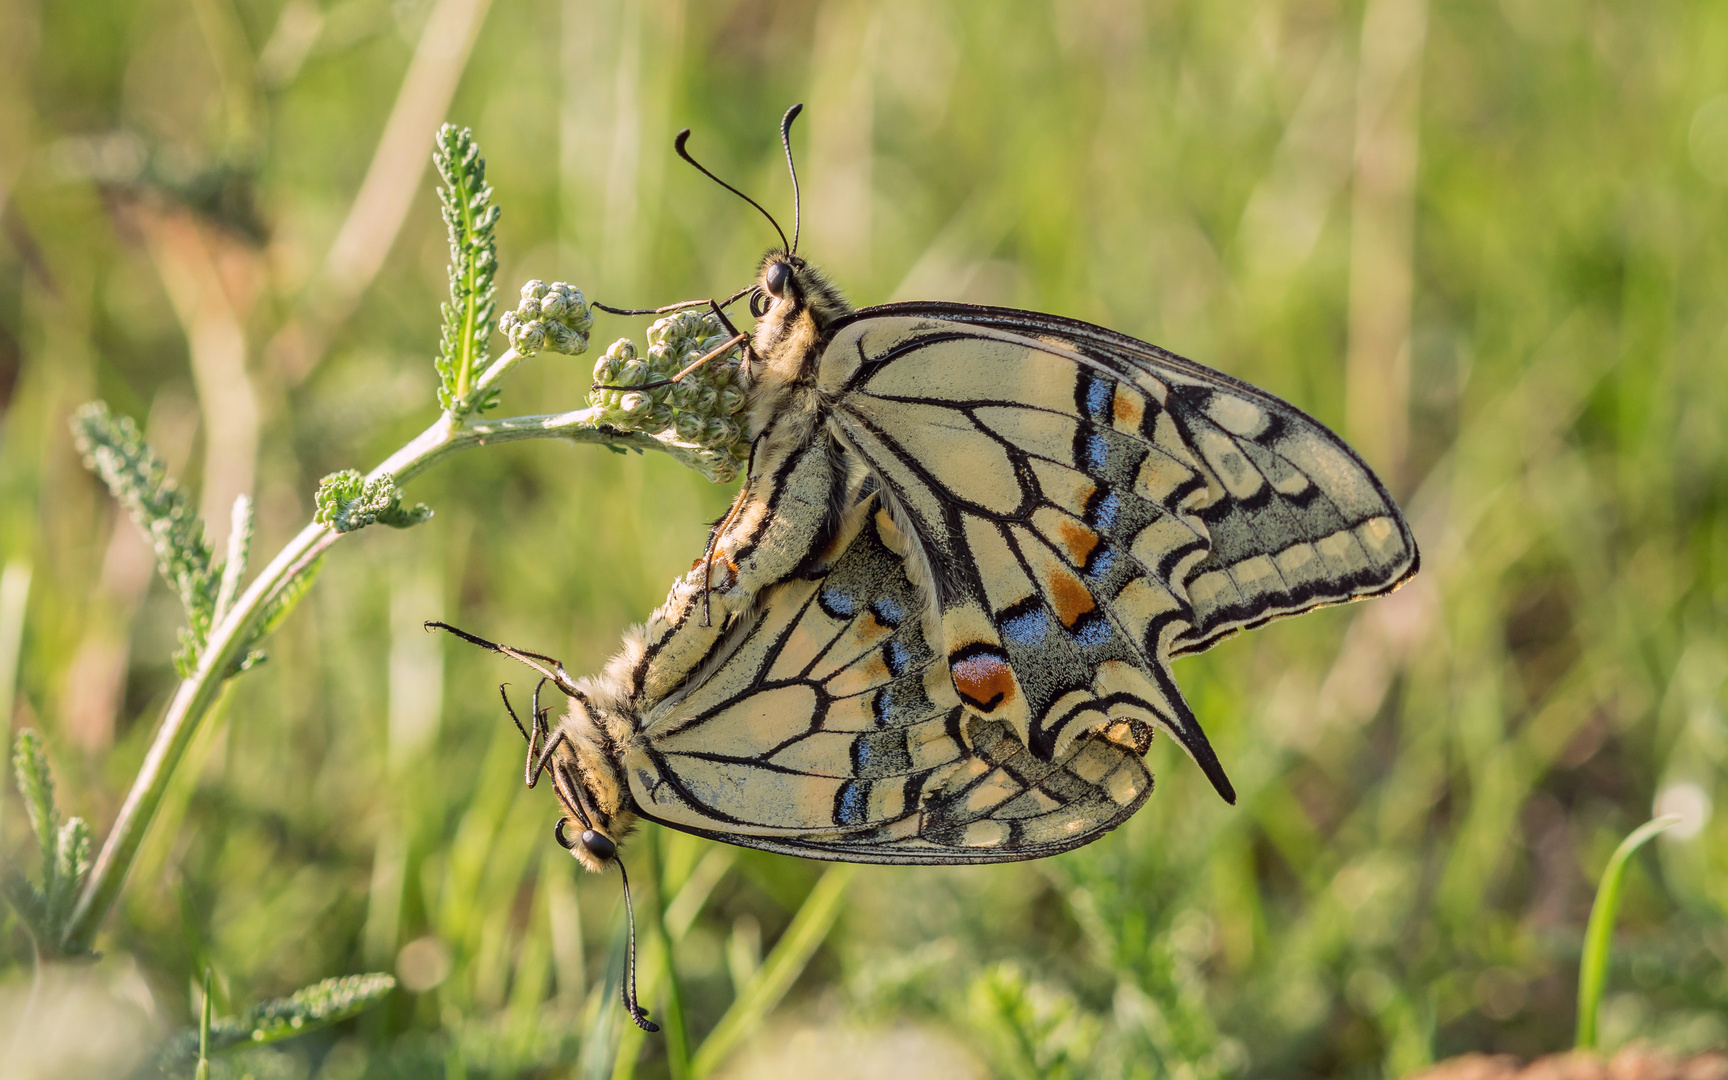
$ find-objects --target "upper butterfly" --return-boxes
[437,104,1417,887]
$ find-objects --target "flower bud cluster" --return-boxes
[588,310,750,462]
[499,280,594,355]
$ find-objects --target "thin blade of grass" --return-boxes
[1575,815,1681,1050]
[689,864,857,1079]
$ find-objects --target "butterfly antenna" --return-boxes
[615,856,659,1032]
[675,129,790,253]
[426,621,582,698]
[780,103,804,254]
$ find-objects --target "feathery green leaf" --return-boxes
[70,402,220,674]
[314,470,432,534]
[13,729,57,887]
[432,124,500,416]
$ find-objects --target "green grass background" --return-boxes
[2,0,1726,1077]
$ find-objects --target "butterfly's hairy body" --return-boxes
[546,253,1419,868]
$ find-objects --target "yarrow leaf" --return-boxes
[13,729,57,886]
[70,402,221,674]
[314,470,433,534]
[3,730,95,957]
[156,973,398,1071]
[432,124,500,417]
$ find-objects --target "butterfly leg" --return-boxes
[499,684,542,787]
[699,486,750,627]
[527,727,569,790]
[591,329,746,392]
[590,295,750,392]
[706,297,760,377]
[501,680,567,789]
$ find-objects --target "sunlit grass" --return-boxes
[2,0,1726,1078]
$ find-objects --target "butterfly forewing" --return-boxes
[813,303,1418,794]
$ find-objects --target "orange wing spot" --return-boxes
[951,649,1017,712]
[1113,387,1144,429]
[1053,518,1101,566]
[1049,567,1098,628]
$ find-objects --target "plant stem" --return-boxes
[62,385,729,953]
[1574,814,1681,1051]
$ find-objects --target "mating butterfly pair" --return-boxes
[433,106,1417,1030]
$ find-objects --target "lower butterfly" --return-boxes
[431,105,1418,1030]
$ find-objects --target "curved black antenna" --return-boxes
[427,621,583,699]
[591,284,754,317]
[780,103,804,254]
[675,129,789,253]
[615,857,659,1032]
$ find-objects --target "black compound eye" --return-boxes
[764,261,791,299]
[553,818,576,850]
[580,829,617,862]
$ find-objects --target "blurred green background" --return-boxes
[2,0,1726,1077]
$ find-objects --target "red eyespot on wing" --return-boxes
[950,647,1017,712]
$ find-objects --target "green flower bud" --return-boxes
[702,417,734,447]
[674,413,705,441]
[548,323,588,354]
[619,392,649,417]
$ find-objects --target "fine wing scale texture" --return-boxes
[617,299,1416,862]
[623,500,1158,863]
[813,303,1420,800]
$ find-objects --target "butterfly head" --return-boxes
[547,691,639,872]
[750,251,850,350]
[742,250,851,439]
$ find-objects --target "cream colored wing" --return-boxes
[815,302,1420,801]
[621,497,1157,863]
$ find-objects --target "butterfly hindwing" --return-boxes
[623,495,1157,863]
[816,303,1419,796]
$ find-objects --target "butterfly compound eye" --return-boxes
[764,261,791,299]
[580,829,617,862]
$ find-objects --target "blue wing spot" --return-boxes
[871,687,894,726]
[1071,611,1112,649]
[819,586,856,619]
[870,596,906,627]
[884,639,911,677]
[1080,374,1114,422]
[1001,605,1051,647]
[834,780,869,826]
[1087,490,1121,531]
[1085,544,1117,580]
[1080,432,1110,473]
